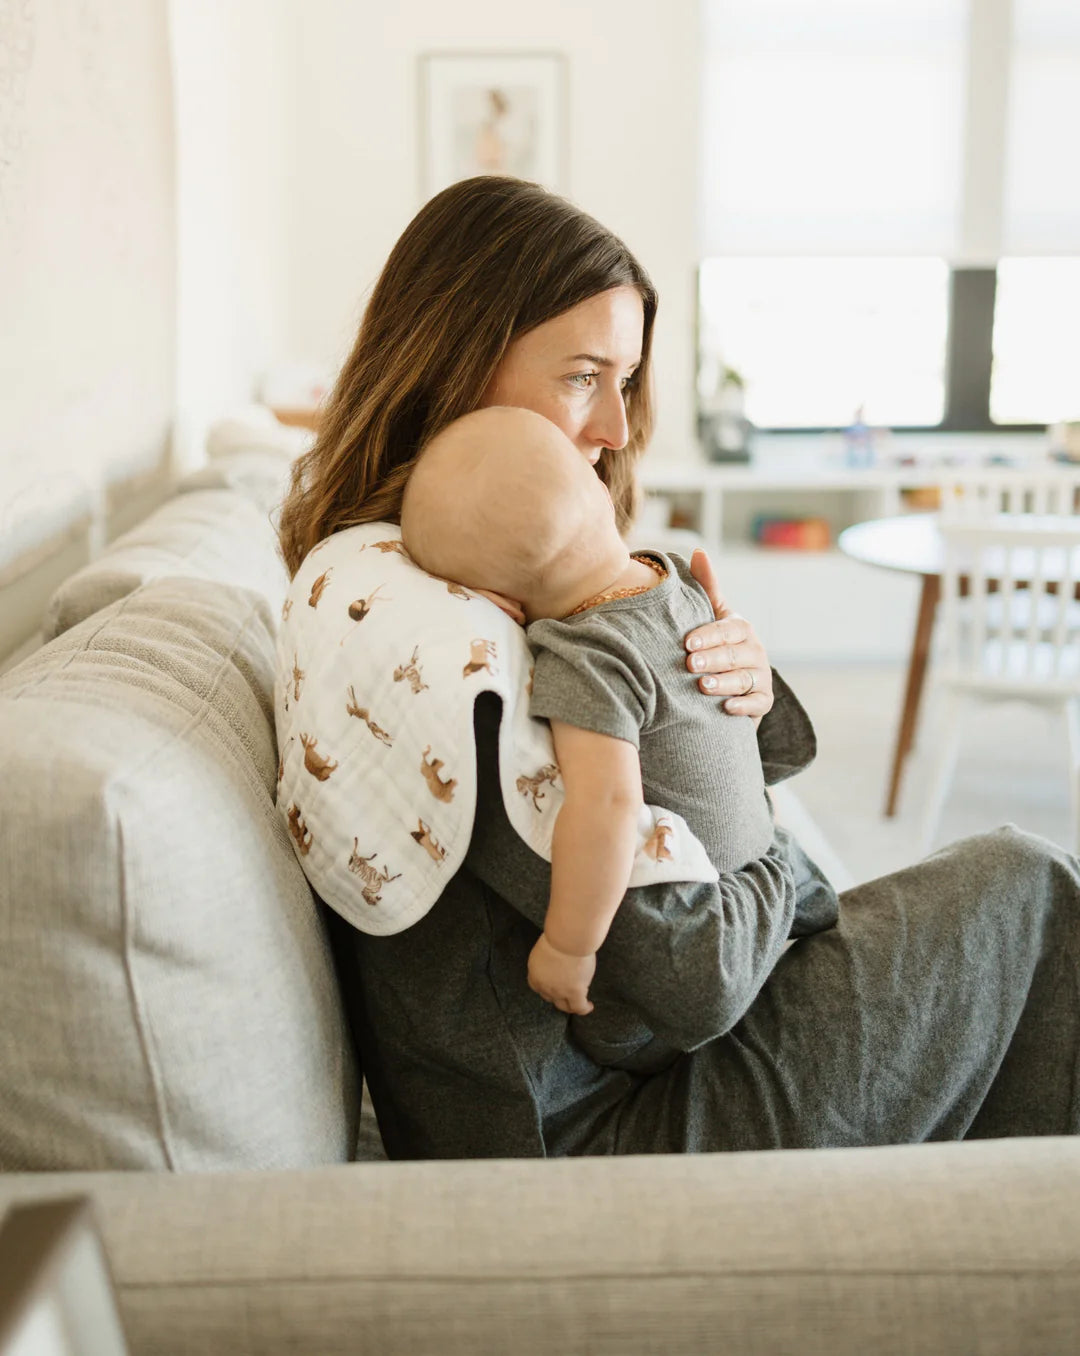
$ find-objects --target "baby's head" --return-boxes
[401,406,627,621]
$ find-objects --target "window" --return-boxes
[700,0,968,256]
[991,259,1080,424]
[699,0,1080,434]
[1001,0,1080,254]
[698,258,949,429]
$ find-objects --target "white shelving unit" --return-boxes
[635,432,1049,663]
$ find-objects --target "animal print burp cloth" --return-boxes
[275,522,719,937]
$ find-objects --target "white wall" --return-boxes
[0,0,174,569]
[167,0,294,469]
[285,0,701,460]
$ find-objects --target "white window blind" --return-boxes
[700,0,969,255]
[991,258,1080,422]
[1001,0,1080,253]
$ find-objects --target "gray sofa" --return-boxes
[2,418,1080,1354]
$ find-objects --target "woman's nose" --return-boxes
[585,385,630,457]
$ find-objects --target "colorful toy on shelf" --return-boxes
[751,515,831,550]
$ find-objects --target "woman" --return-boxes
[278,176,1080,1158]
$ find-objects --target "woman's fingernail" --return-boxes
[692,654,705,670]
[702,675,717,690]
[688,637,701,650]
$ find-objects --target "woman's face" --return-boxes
[478,286,644,467]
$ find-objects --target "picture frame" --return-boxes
[419,52,568,200]
[0,1198,129,1356]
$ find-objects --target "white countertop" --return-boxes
[639,431,1053,492]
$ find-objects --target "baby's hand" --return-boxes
[472,587,526,625]
[527,933,596,1016]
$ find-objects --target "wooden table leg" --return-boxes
[884,573,940,818]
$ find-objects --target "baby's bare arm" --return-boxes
[527,720,643,1014]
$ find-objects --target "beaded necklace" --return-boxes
[565,553,668,618]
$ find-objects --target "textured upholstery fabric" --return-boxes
[41,489,288,641]
[2,1140,1079,1354]
[0,577,359,1171]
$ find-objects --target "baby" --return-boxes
[401,405,775,1022]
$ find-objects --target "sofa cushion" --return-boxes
[204,404,314,463]
[41,488,288,642]
[176,448,296,516]
[0,577,359,1171]
[3,1140,1080,1354]
[175,406,315,516]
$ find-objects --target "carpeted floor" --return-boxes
[778,661,1075,888]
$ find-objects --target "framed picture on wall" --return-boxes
[419,52,568,200]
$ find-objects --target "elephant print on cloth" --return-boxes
[420,747,456,803]
[301,734,338,781]
[462,638,497,679]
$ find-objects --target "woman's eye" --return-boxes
[567,371,637,391]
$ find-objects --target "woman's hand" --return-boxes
[685,548,775,724]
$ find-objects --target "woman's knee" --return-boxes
[979,823,1075,871]
[972,824,1080,916]
[921,823,1078,923]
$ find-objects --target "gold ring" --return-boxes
[741,669,756,696]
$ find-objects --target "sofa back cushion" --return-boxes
[42,489,288,642]
[175,448,295,516]
[0,577,359,1171]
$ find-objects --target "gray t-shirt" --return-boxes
[527,550,774,875]
[526,550,781,1072]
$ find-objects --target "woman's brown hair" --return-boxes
[277,176,658,577]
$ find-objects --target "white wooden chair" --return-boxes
[921,517,1080,853]
[938,468,1080,521]
[937,466,1080,653]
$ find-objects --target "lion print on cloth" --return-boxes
[274,523,720,937]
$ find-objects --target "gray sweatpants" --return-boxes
[618,826,1080,1151]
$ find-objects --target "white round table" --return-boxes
[839,512,1080,816]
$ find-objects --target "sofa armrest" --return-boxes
[2,1139,1079,1354]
